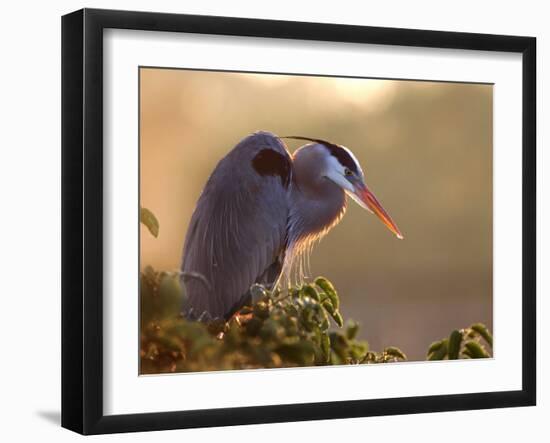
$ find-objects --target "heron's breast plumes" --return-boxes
[282,191,347,286]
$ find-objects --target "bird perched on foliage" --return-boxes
[181,131,402,321]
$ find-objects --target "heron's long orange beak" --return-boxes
[352,183,404,240]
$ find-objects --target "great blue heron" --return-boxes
[181,131,402,321]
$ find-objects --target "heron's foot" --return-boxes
[182,307,217,323]
[249,283,269,304]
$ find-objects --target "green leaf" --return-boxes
[139,271,156,326]
[318,308,330,331]
[140,207,159,238]
[463,340,490,358]
[244,317,263,337]
[322,301,343,327]
[259,319,284,341]
[346,320,359,340]
[321,333,331,362]
[428,339,448,360]
[427,340,444,355]
[276,341,316,365]
[470,323,493,348]
[321,300,335,315]
[190,334,216,354]
[333,311,344,328]
[158,273,184,317]
[315,277,339,310]
[447,330,463,360]
[301,284,321,302]
[384,346,407,361]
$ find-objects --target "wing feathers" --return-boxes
[181,132,291,319]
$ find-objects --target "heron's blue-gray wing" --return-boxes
[181,131,291,320]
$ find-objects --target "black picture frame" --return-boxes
[61,8,536,435]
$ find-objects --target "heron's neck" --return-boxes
[289,169,347,245]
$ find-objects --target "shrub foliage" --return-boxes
[426,323,493,360]
[139,208,492,374]
[140,267,410,374]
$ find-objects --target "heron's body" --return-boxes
[181,131,402,320]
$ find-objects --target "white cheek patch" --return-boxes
[326,154,347,175]
[324,155,355,193]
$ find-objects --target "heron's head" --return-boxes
[286,136,403,240]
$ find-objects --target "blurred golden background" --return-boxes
[140,67,493,361]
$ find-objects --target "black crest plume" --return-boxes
[281,135,359,175]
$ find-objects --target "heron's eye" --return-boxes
[344,168,353,176]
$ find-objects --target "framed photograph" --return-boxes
[61,8,536,435]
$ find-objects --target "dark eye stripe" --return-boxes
[325,145,359,175]
[282,135,359,175]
